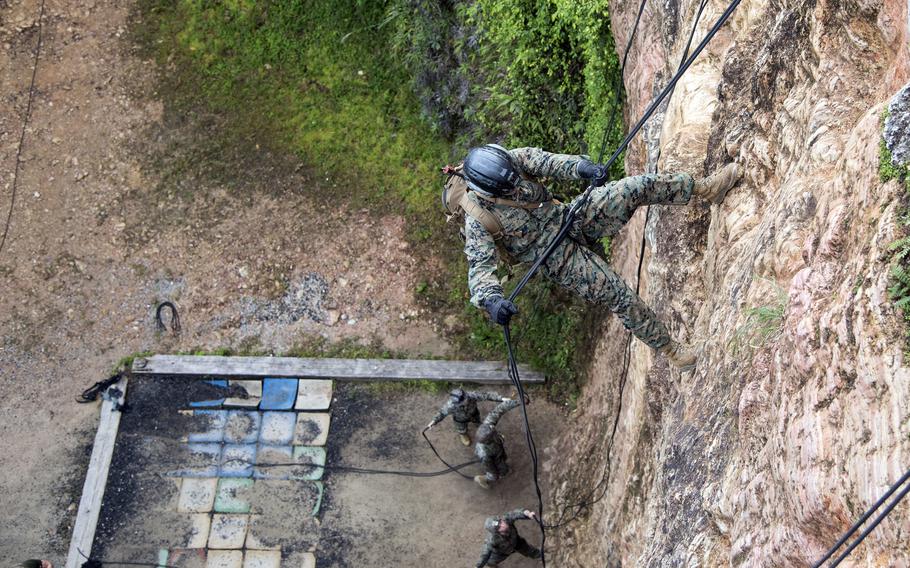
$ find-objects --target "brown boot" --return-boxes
[693,163,742,204]
[459,434,471,446]
[473,475,490,489]
[658,340,696,372]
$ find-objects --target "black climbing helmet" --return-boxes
[449,387,466,402]
[462,144,521,197]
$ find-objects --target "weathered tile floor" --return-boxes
[91,376,325,567]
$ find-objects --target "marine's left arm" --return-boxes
[510,147,594,181]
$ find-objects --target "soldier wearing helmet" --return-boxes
[475,508,541,567]
[455,144,742,372]
[425,388,511,446]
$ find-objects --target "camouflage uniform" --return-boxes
[475,399,519,482]
[428,391,508,435]
[464,147,694,350]
[476,509,541,567]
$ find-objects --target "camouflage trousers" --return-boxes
[482,455,511,482]
[542,173,693,350]
[487,539,541,566]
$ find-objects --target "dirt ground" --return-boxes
[0,0,520,563]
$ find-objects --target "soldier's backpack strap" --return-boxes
[442,165,505,240]
[471,191,556,210]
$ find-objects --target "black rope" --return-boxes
[78,547,178,568]
[223,457,480,478]
[1,0,46,255]
[76,373,123,404]
[155,302,181,335]
[813,466,910,567]
[422,428,476,480]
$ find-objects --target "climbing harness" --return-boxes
[76,372,124,404]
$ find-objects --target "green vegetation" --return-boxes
[132,0,623,403]
[880,110,910,347]
[729,279,787,356]
[114,351,155,373]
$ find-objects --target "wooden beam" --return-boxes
[132,355,545,384]
[66,377,128,568]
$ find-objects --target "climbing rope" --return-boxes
[224,456,480,478]
[422,428,477,480]
[500,0,745,550]
[1,0,46,256]
[812,466,910,567]
[545,0,714,531]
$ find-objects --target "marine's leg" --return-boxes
[575,173,694,241]
[543,239,671,349]
[516,537,542,559]
[453,419,472,446]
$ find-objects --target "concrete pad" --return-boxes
[254,445,293,480]
[177,477,218,513]
[168,548,207,568]
[244,515,281,551]
[220,444,256,477]
[208,514,249,549]
[260,412,296,445]
[292,447,326,481]
[260,378,298,410]
[206,550,243,568]
[189,410,227,443]
[294,380,332,410]
[243,550,282,568]
[293,413,330,446]
[225,380,262,408]
[224,410,261,444]
[215,478,254,514]
[184,514,211,548]
[283,552,316,568]
[190,379,229,408]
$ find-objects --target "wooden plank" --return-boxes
[66,377,128,568]
[132,355,545,384]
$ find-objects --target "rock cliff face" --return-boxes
[547,0,910,565]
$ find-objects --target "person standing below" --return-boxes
[475,508,541,567]
[454,144,742,371]
[473,398,519,489]
[425,387,511,446]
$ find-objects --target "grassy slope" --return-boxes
[132,0,622,403]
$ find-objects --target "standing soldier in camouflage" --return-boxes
[426,388,511,446]
[452,144,742,371]
[475,508,541,567]
[474,398,519,489]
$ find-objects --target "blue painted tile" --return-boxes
[260,378,298,410]
[188,410,227,443]
[173,443,222,477]
[189,379,229,408]
[223,410,261,444]
[259,412,296,445]
[220,444,256,477]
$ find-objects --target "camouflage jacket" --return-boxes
[464,147,590,307]
[475,399,519,462]
[429,391,507,426]
[476,508,534,567]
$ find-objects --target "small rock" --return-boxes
[326,309,340,326]
[885,81,910,166]
[347,318,357,325]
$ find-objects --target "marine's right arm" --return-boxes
[476,540,493,568]
[428,400,453,427]
[465,217,503,309]
[466,391,507,403]
[503,508,533,522]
